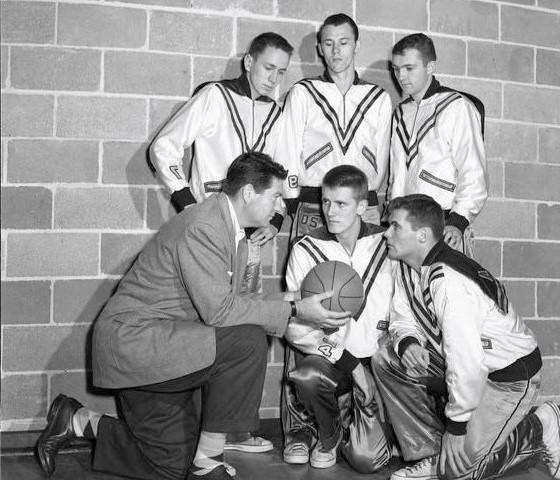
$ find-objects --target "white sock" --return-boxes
[192,432,235,476]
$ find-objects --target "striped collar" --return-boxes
[221,74,274,102]
[320,69,362,85]
[192,74,274,102]
[402,76,443,104]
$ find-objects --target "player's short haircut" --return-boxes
[388,194,444,240]
[392,33,437,65]
[222,151,287,196]
[318,13,359,43]
[322,165,368,201]
[247,32,294,58]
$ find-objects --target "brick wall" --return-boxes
[1,0,559,431]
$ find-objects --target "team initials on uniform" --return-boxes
[170,165,182,179]
[288,175,299,189]
[318,344,333,357]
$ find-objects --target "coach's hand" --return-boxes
[439,431,471,478]
[250,225,278,246]
[443,225,462,250]
[401,343,430,377]
[295,291,351,329]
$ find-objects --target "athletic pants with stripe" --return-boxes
[92,325,268,480]
[372,342,545,479]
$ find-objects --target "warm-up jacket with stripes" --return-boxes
[279,71,392,202]
[150,75,283,208]
[388,77,487,232]
[285,223,397,373]
[389,241,541,434]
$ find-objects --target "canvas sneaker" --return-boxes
[390,456,438,480]
[310,439,339,469]
[224,434,273,453]
[535,402,560,479]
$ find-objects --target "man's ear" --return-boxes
[244,54,253,72]
[241,184,255,204]
[416,226,429,244]
[354,39,361,55]
[317,42,324,58]
[426,60,436,76]
[357,199,368,216]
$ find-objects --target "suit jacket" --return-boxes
[92,193,290,389]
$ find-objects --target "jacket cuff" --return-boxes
[446,419,468,436]
[397,336,421,358]
[171,187,196,212]
[285,198,299,217]
[335,350,360,374]
[446,212,469,234]
[270,212,284,231]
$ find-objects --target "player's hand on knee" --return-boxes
[401,343,430,377]
[295,291,351,329]
[439,432,471,478]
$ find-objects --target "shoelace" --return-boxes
[404,457,435,473]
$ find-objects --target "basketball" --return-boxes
[300,261,364,317]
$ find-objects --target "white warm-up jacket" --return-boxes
[388,77,487,231]
[286,223,397,369]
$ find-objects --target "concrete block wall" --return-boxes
[1,0,559,431]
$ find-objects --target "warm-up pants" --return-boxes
[372,343,543,479]
[93,325,268,480]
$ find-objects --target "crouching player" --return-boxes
[374,194,559,480]
[283,165,396,472]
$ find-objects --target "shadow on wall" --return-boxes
[46,280,120,415]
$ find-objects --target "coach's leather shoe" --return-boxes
[536,402,560,479]
[186,464,238,479]
[36,394,83,476]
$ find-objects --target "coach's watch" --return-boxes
[289,300,298,319]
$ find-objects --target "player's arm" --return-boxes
[374,91,393,191]
[150,85,217,211]
[275,85,307,216]
[285,244,352,365]
[446,99,488,231]
[389,262,427,357]
[431,268,488,434]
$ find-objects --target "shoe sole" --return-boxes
[283,454,309,464]
[310,458,336,469]
[223,444,273,453]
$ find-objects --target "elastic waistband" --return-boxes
[489,347,542,382]
[299,186,378,206]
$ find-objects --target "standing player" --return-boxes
[387,33,487,257]
[374,194,559,480]
[151,32,293,247]
[283,166,395,472]
[151,33,293,453]
[278,13,392,237]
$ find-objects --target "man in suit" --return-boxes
[36,152,350,480]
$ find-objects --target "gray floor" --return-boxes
[1,428,554,480]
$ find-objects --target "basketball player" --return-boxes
[151,32,293,248]
[387,33,487,257]
[373,194,559,480]
[283,165,396,472]
[150,32,293,453]
[278,13,392,238]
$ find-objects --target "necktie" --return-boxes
[239,237,262,294]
